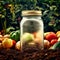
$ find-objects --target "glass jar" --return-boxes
[20,10,44,51]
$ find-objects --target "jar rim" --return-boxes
[22,10,42,16]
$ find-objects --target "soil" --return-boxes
[0,48,60,60]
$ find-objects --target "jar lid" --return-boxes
[22,10,42,16]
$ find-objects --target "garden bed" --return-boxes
[0,48,60,60]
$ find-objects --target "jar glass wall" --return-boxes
[20,10,44,51]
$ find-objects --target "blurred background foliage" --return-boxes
[0,0,60,34]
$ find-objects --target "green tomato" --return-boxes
[21,33,34,43]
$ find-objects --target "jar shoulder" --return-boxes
[20,17,43,26]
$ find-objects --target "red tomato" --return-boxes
[12,40,16,46]
[50,39,58,46]
[45,32,57,41]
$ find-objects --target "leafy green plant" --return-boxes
[0,0,60,33]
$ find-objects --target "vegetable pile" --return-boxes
[44,31,60,49]
[0,30,60,50]
[0,30,21,50]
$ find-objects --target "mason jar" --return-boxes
[20,10,44,51]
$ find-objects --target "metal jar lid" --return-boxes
[22,10,42,16]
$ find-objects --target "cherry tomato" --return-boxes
[12,40,16,46]
[45,32,57,42]
[50,39,58,46]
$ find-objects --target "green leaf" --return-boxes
[6,27,15,33]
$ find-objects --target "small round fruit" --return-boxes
[4,34,10,38]
[34,38,42,44]
[56,31,60,38]
[21,33,34,43]
[0,35,3,42]
[50,39,58,46]
[56,31,60,35]
[44,32,50,38]
[44,40,50,49]
[12,40,16,46]
[15,41,21,50]
[2,38,13,48]
[45,32,57,42]
[57,34,60,38]
[58,38,60,41]
[0,35,3,37]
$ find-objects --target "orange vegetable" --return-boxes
[33,32,37,38]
